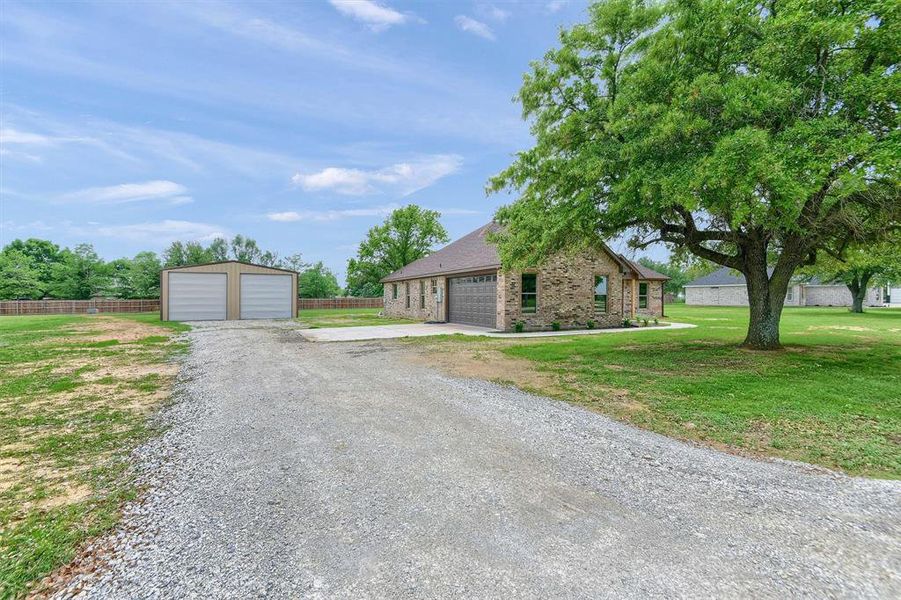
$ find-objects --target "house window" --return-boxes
[392,284,398,300]
[521,273,537,313]
[405,282,410,308]
[420,281,426,309]
[431,279,437,293]
[786,286,794,302]
[638,282,648,309]
[594,275,608,313]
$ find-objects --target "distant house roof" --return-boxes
[685,267,752,287]
[381,222,670,283]
[685,266,840,287]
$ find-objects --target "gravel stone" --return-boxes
[56,320,901,599]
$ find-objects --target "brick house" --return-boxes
[684,267,891,307]
[381,222,668,331]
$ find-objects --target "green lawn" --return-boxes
[418,306,901,478]
[297,308,418,328]
[0,313,187,598]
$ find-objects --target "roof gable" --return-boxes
[381,222,502,282]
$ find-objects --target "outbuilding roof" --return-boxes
[380,222,670,282]
[160,260,298,274]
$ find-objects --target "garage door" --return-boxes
[168,273,227,321]
[448,274,497,328]
[240,274,293,319]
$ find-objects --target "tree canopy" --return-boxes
[805,237,901,312]
[346,205,449,297]
[489,0,900,348]
[298,261,342,298]
[0,234,303,300]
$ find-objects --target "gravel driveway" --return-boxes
[62,321,900,599]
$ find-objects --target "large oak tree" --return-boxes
[490,0,899,349]
[346,205,449,297]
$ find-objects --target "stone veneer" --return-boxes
[384,246,666,332]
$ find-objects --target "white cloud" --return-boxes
[86,220,228,243]
[268,204,480,222]
[545,0,568,13]
[329,0,413,31]
[454,15,495,40]
[268,204,399,222]
[293,154,462,196]
[0,128,54,145]
[57,180,192,205]
[476,4,510,22]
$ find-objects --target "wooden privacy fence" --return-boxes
[0,299,160,316]
[298,297,383,310]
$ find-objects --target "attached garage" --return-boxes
[448,273,497,328]
[161,261,297,321]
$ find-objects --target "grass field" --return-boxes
[415,305,900,478]
[297,307,417,328]
[0,313,187,598]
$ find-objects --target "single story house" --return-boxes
[381,222,668,331]
[684,267,896,307]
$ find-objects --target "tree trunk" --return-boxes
[846,273,872,314]
[741,247,791,350]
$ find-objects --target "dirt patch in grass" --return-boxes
[0,314,185,598]
[65,317,171,344]
[408,341,558,391]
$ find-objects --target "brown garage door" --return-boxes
[448,274,497,328]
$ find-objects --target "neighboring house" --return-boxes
[684,267,889,307]
[381,222,668,331]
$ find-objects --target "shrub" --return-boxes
[653,317,659,325]
[622,318,632,327]
[586,320,595,329]
[514,321,525,333]
[642,318,649,327]
[551,321,561,331]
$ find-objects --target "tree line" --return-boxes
[0,236,342,300]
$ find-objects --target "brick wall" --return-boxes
[383,277,446,321]
[498,248,629,331]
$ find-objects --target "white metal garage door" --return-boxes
[240,274,293,319]
[168,273,227,321]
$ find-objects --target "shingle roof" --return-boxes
[685,267,749,286]
[381,222,671,283]
[380,222,502,282]
[618,256,671,281]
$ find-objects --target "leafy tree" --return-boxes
[109,251,162,298]
[489,0,900,349]
[162,241,188,267]
[1,238,64,291]
[48,244,110,299]
[299,261,342,298]
[346,205,449,297]
[0,250,44,299]
[806,239,901,313]
[637,257,688,297]
[184,241,212,265]
[230,235,261,264]
[207,238,229,261]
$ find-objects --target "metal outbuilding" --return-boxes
[160,261,298,321]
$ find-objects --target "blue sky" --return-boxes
[1,0,658,283]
